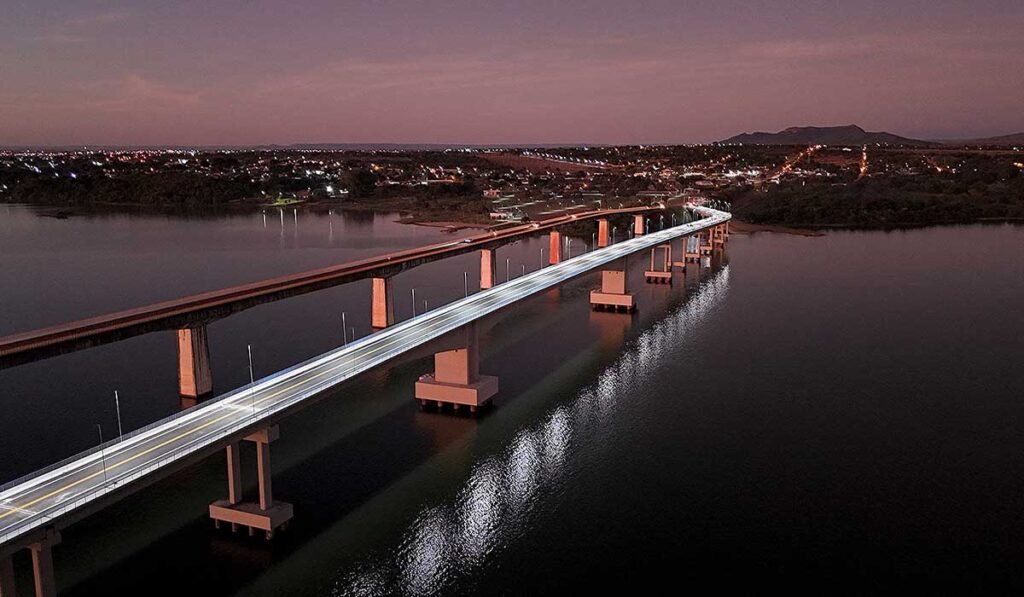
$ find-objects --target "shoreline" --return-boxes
[728,220,825,237]
[731,217,1024,234]
[7,200,1022,234]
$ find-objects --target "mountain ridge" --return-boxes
[719,125,936,146]
[941,132,1024,145]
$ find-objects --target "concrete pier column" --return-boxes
[645,244,673,283]
[415,322,498,414]
[256,440,272,510]
[597,218,609,248]
[371,277,395,329]
[590,256,636,312]
[479,249,497,289]
[28,530,59,597]
[0,556,16,597]
[699,229,713,258]
[671,237,687,270]
[549,231,562,265]
[209,426,292,540]
[30,547,54,597]
[633,215,645,236]
[684,235,700,264]
[177,325,212,399]
[226,442,241,505]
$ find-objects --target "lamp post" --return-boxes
[96,424,108,484]
[114,391,123,441]
[247,344,255,415]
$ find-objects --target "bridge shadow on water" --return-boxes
[56,254,730,597]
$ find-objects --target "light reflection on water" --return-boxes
[331,267,731,596]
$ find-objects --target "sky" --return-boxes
[1,0,1022,146]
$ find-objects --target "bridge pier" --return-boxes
[633,215,645,236]
[29,531,59,597]
[371,277,395,329]
[699,230,714,260]
[209,426,293,540]
[415,322,497,415]
[590,257,635,312]
[177,324,212,399]
[549,231,562,265]
[1,529,61,597]
[713,224,727,245]
[670,237,687,270]
[480,249,497,290]
[644,244,673,284]
[683,235,700,265]
[597,218,609,248]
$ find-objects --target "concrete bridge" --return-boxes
[0,205,663,373]
[0,205,729,597]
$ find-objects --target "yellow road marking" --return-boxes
[0,375,308,520]
[0,296,469,521]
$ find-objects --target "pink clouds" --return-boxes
[1,0,1022,145]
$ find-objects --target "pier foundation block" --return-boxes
[415,323,497,414]
[209,426,293,540]
[590,267,635,312]
[645,244,673,284]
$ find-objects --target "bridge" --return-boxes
[0,205,662,370]
[0,205,730,597]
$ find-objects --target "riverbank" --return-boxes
[7,195,496,230]
[727,220,824,237]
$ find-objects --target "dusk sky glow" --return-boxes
[2,0,1023,146]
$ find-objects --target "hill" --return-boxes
[945,132,1024,146]
[719,125,934,146]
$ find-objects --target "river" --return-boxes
[1,205,1023,594]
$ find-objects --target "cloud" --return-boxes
[38,10,128,45]
[0,74,202,114]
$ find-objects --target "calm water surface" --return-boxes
[1,205,1023,595]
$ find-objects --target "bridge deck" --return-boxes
[0,207,729,550]
[0,206,662,368]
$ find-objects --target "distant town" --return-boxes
[2,127,1022,229]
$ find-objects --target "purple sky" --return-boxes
[2,0,1022,146]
